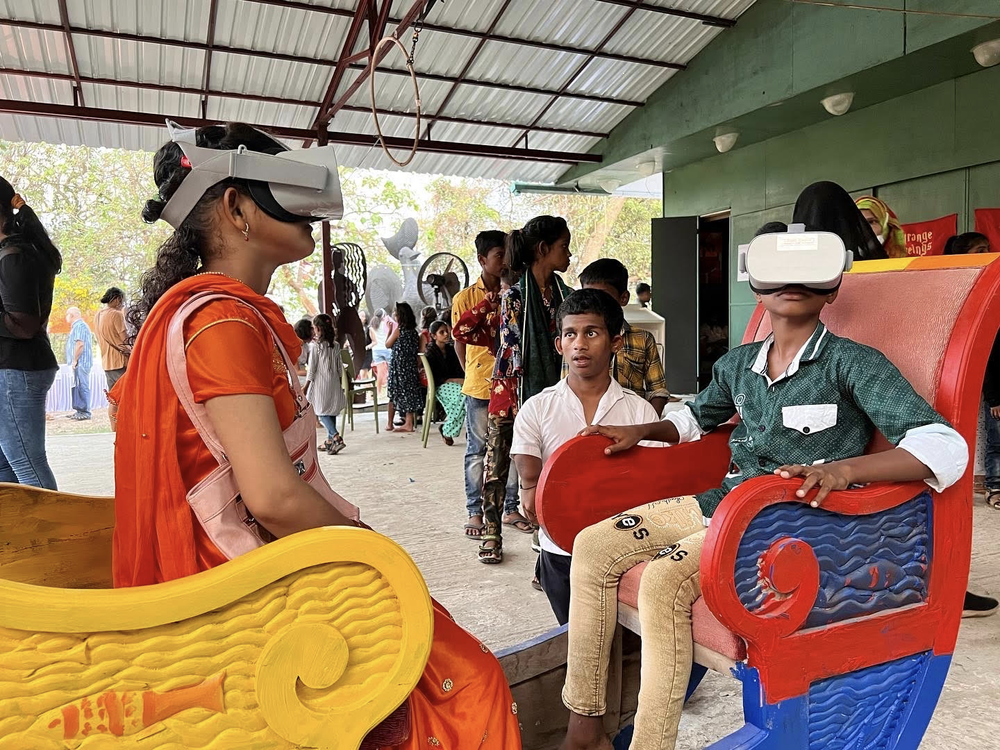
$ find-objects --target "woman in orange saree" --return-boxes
[110,122,521,749]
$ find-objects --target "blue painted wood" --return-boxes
[710,653,949,749]
[686,662,709,703]
[734,494,932,627]
[890,654,952,749]
[708,665,810,749]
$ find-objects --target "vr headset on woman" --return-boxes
[738,224,854,295]
[159,121,344,229]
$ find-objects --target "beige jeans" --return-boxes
[563,496,707,750]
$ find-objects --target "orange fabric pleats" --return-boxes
[393,601,522,749]
[110,275,300,587]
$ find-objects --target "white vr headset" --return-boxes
[738,224,853,294]
[159,121,344,229]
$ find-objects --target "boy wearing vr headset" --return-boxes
[559,228,968,750]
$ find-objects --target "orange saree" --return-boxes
[110,274,521,748]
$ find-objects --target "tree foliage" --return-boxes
[0,139,660,325]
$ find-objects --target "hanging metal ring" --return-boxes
[369,35,421,168]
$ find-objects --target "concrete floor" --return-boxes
[46,414,1000,749]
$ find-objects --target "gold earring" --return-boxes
[242,222,250,242]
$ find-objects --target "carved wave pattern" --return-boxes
[807,651,930,749]
[0,562,402,749]
[735,494,930,628]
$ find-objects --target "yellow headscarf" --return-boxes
[855,196,907,258]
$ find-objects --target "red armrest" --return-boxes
[536,427,733,553]
[700,475,952,703]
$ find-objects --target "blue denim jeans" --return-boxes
[72,365,92,417]
[318,414,339,439]
[984,401,1000,490]
[0,368,58,489]
[464,396,518,517]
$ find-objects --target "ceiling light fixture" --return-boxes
[973,39,1000,67]
[821,92,854,116]
[599,178,622,193]
[636,161,657,178]
[713,131,739,153]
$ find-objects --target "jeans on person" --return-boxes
[464,396,518,518]
[104,367,126,391]
[984,401,1000,490]
[318,414,339,439]
[563,496,705,749]
[72,366,92,417]
[0,368,58,489]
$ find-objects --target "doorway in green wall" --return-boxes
[698,213,730,389]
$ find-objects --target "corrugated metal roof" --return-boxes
[0,0,757,183]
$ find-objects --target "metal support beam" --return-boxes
[200,0,220,119]
[341,61,643,107]
[0,18,642,107]
[55,0,84,107]
[241,0,695,66]
[510,0,642,147]
[0,67,610,138]
[314,0,371,128]
[591,0,735,26]
[0,99,603,165]
[323,0,428,122]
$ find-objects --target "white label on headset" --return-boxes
[776,234,819,252]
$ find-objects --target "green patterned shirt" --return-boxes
[670,323,952,517]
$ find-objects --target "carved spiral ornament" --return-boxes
[257,622,351,745]
[756,537,821,637]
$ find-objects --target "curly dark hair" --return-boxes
[127,123,286,339]
[312,313,337,346]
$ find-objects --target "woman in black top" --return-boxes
[0,176,61,489]
[424,320,466,446]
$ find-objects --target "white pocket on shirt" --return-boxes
[782,404,838,435]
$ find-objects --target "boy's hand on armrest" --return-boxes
[776,448,934,508]
[579,424,644,454]
[579,419,681,454]
[775,464,854,508]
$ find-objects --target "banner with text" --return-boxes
[975,208,1000,252]
[902,214,957,257]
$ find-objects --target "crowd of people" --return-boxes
[0,119,998,749]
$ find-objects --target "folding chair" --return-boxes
[340,348,379,433]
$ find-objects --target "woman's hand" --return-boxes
[579,424,644,455]
[991,405,1000,419]
[774,463,854,507]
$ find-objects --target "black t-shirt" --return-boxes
[425,342,464,386]
[0,236,58,371]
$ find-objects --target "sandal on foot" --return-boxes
[988,489,1000,509]
[478,536,503,564]
[438,424,454,446]
[464,518,485,538]
[329,435,346,455]
[503,514,534,534]
[320,439,334,452]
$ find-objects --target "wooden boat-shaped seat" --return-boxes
[0,484,432,749]
[536,254,1000,748]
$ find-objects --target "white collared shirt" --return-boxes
[512,378,661,555]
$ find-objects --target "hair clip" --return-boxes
[180,155,192,169]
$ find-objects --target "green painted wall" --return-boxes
[657,63,1000,347]
[560,0,998,186]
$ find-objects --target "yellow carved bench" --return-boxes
[0,483,434,749]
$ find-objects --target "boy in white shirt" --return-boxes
[513,288,661,624]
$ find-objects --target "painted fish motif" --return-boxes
[29,671,226,740]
